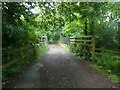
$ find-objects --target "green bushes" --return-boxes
[2,44,49,82]
[70,43,120,83]
[95,53,119,75]
[70,43,91,60]
[92,52,120,83]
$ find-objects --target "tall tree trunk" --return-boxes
[89,17,94,35]
[89,17,95,61]
[84,18,88,35]
[118,16,120,50]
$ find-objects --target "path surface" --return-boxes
[4,44,116,88]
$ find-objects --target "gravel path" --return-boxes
[3,44,116,88]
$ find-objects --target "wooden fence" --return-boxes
[2,45,33,68]
[95,48,120,59]
[2,36,48,68]
[70,35,120,60]
[70,35,95,59]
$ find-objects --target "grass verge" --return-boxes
[90,64,120,84]
[58,43,70,52]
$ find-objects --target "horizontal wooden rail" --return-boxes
[70,40,92,42]
[95,48,120,54]
[2,59,20,69]
[70,42,92,47]
[2,36,48,68]
[2,45,35,68]
[69,35,120,60]
[70,35,92,39]
[95,53,120,59]
[95,48,120,60]
[2,45,32,56]
[80,44,92,47]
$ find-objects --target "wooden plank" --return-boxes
[2,42,45,68]
[70,37,75,39]
[2,45,32,56]
[95,48,102,51]
[70,42,92,47]
[79,44,92,47]
[95,52,120,59]
[79,35,92,38]
[95,48,120,54]
[70,40,76,42]
[95,52,102,55]
[70,40,92,43]
[75,40,92,42]
[2,59,20,68]
[70,42,76,43]
[70,35,92,39]
[103,49,120,54]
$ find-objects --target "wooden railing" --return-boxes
[2,45,34,69]
[70,35,95,59]
[2,36,48,68]
[95,48,120,59]
[70,35,120,60]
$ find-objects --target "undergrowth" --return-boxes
[91,52,120,84]
[69,43,120,84]
[2,44,49,82]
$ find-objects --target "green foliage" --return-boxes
[2,2,39,47]
[95,19,118,50]
[2,2,49,82]
[94,52,120,75]
[91,62,120,83]
[35,44,49,58]
[2,2,120,84]
[60,2,120,84]
[91,52,120,83]
[61,20,84,36]
[70,44,91,60]
[2,44,49,82]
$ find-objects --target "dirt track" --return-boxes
[3,44,116,88]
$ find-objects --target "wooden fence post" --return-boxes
[46,36,48,44]
[31,43,36,59]
[74,37,77,47]
[91,35,95,61]
[21,47,24,60]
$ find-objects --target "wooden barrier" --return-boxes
[95,48,120,59]
[70,35,120,60]
[70,35,95,59]
[2,35,48,68]
[2,45,33,69]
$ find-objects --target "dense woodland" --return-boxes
[2,2,120,83]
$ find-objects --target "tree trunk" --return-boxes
[84,18,88,35]
[118,16,120,50]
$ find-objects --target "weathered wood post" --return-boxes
[74,37,77,47]
[31,43,36,59]
[91,35,95,61]
[21,44,24,60]
[41,36,43,46]
[41,37,43,46]
[39,37,41,46]
[45,35,47,44]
